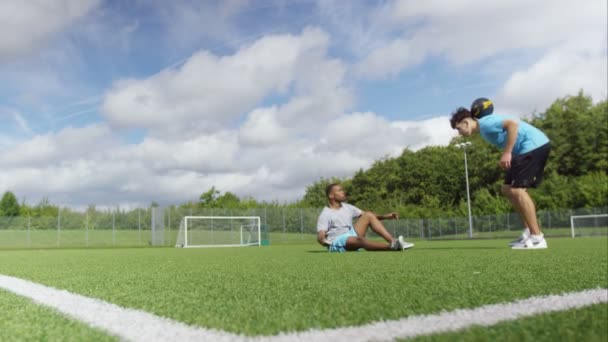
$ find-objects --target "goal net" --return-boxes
[570,214,608,237]
[175,216,261,248]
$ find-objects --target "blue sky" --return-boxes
[0,0,606,207]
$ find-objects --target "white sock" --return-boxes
[523,228,530,235]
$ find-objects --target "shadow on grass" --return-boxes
[414,246,504,250]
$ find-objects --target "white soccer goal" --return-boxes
[175,216,261,248]
[570,214,608,238]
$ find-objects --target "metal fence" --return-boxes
[0,207,606,249]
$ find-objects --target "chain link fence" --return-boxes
[0,207,606,249]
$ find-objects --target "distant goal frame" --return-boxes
[570,214,608,238]
[177,216,262,248]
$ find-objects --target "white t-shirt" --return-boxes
[316,203,363,242]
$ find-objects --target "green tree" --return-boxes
[34,197,59,217]
[0,191,20,217]
[531,92,607,176]
[574,172,608,208]
[215,192,241,208]
[19,198,33,216]
[199,187,221,208]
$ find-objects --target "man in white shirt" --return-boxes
[317,183,414,252]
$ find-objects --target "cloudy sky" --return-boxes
[0,0,606,207]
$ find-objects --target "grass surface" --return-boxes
[1,225,605,249]
[0,238,606,339]
[0,289,116,341]
[410,304,608,342]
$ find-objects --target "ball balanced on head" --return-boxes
[470,98,494,118]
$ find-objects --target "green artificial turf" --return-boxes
[0,238,606,338]
[2,225,604,249]
[409,303,608,342]
[0,289,116,341]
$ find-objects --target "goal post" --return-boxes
[239,223,260,246]
[570,214,608,238]
[176,216,261,248]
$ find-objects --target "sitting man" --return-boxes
[317,183,414,252]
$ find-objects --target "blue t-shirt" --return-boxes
[478,114,549,155]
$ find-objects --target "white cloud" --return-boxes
[355,38,425,79]
[392,116,458,150]
[113,132,240,174]
[319,112,406,157]
[320,113,456,156]
[0,0,99,62]
[0,112,453,206]
[496,43,608,115]
[391,0,605,62]
[238,107,289,147]
[1,124,116,167]
[356,0,607,78]
[102,27,334,138]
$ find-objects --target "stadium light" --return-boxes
[455,142,474,239]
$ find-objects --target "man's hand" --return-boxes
[318,231,331,247]
[500,151,512,170]
[384,212,399,220]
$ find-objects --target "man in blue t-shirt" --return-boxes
[450,98,551,250]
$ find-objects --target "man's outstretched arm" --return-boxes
[371,212,399,220]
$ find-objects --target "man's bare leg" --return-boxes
[503,185,531,229]
[508,188,541,235]
[353,212,395,243]
[345,236,391,251]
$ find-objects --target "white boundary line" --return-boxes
[0,274,606,342]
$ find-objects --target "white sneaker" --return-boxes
[398,236,415,250]
[511,235,548,250]
[509,228,530,246]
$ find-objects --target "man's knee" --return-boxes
[361,211,375,220]
[346,236,366,250]
[510,187,528,200]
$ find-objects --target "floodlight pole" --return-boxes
[456,142,474,239]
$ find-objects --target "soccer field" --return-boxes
[0,238,606,341]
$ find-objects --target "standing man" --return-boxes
[450,98,551,249]
[317,183,414,252]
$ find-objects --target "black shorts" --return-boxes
[505,143,551,188]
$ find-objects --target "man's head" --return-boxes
[325,183,346,202]
[450,107,478,136]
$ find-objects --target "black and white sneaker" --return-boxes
[511,235,548,250]
[398,236,414,250]
[509,228,530,247]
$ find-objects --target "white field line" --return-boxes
[0,274,606,342]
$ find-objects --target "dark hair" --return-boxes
[450,107,473,129]
[325,183,340,198]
